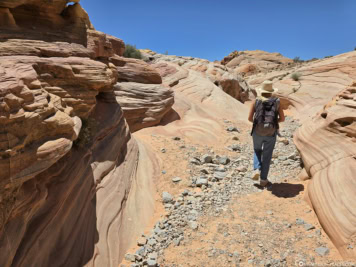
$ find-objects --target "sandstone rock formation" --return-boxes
[0,1,164,266]
[114,82,174,132]
[246,51,356,120]
[137,51,250,143]
[221,50,293,76]
[145,50,250,103]
[110,56,162,84]
[294,81,356,260]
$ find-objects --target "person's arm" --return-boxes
[248,99,256,122]
[278,103,285,122]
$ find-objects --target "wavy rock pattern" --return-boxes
[0,1,157,266]
[114,82,174,132]
[247,51,356,120]
[147,51,250,103]
[136,52,249,143]
[294,82,356,260]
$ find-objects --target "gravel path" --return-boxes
[121,118,353,267]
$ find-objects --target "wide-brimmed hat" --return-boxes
[256,80,279,95]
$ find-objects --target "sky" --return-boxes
[81,0,356,61]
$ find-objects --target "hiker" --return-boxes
[248,80,285,187]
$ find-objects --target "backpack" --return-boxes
[252,98,279,136]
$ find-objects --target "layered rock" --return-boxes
[0,0,92,45]
[136,51,250,143]
[110,56,162,84]
[0,1,159,266]
[247,51,356,119]
[221,50,293,75]
[145,50,250,103]
[114,82,174,132]
[294,82,356,260]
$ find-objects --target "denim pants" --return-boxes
[252,131,276,180]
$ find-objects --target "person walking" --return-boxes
[248,80,285,187]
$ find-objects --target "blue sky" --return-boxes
[81,0,356,61]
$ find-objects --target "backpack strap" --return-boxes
[250,99,261,136]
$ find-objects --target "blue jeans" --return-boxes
[252,131,276,180]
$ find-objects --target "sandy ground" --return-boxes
[120,103,354,267]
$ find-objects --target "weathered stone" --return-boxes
[202,154,213,163]
[315,247,329,256]
[162,192,173,203]
[114,82,174,132]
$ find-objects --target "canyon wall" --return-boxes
[0,1,167,266]
[294,82,356,260]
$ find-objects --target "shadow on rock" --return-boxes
[158,108,181,126]
[254,182,304,198]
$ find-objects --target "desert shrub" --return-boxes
[123,44,142,59]
[291,72,302,81]
[324,55,333,59]
[354,47,356,51]
[73,118,97,149]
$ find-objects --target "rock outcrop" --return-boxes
[247,51,356,120]
[145,50,250,103]
[221,50,293,75]
[0,1,161,266]
[114,82,174,132]
[136,51,250,143]
[294,82,356,260]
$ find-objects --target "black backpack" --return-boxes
[251,98,279,136]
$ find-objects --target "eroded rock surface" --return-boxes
[114,82,174,132]
[221,50,293,75]
[294,82,356,260]
[247,51,356,119]
[0,1,158,266]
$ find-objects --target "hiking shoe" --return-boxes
[260,179,269,187]
[251,169,260,180]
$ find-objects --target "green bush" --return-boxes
[293,56,304,63]
[73,118,97,149]
[123,44,142,59]
[291,72,302,81]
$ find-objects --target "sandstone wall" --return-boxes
[294,82,356,260]
[0,1,164,266]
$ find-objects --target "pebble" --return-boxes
[202,154,213,163]
[296,218,305,225]
[137,237,147,246]
[161,148,166,153]
[147,259,157,267]
[315,246,329,256]
[304,224,315,231]
[172,136,181,141]
[217,156,230,165]
[214,171,227,180]
[227,126,239,132]
[190,158,201,165]
[188,221,199,230]
[124,253,136,262]
[162,192,173,203]
[196,178,208,187]
[172,177,182,183]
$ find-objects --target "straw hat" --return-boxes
[256,80,279,95]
